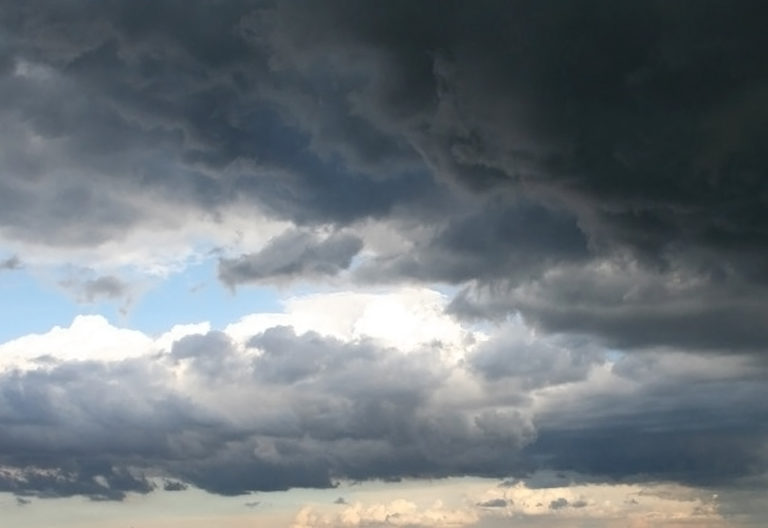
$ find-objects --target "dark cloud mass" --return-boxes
[0,0,765,351]
[0,0,767,511]
[0,323,766,500]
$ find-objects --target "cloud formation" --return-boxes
[0,2,766,523]
[1,0,766,356]
[219,229,363,286]
[0,290,765,502]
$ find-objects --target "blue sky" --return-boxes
[0,257,282,342]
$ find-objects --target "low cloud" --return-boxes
[0,290,765,501]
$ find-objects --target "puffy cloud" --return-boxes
[0,289,538,498]
[0,289,765,503]
[292,499,479,528]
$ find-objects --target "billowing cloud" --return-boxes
[0,2,767,525]
[1,0,765,357]
[0,289,766,503]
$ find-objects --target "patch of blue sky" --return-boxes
[0,258,283,343]
[0,268,122,343]
[127,257,282,336]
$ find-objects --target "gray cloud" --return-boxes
[549,498,569,510]
[2,0,766,357]
[354,200,588,285]
[468,325,602,389]
[257,0,768,353]
[449,259,768,352]
[0,325,538,498]
[58,274,130,304]
[1,0,767,510]
[219,230,363,287]
[0,255,21,270]
[162,480,188,492]
[477,498,507,508]
[0,323,766,501]
[526,352,768,488]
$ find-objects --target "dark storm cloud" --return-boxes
[354,200,588,285]
[257,0,768,351]
[449,258,768,352]
[3,0,766,352]
[0,0,445,247]
[219,230,363,286]
[526,352,768,487]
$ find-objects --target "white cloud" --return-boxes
[0,315,152,370]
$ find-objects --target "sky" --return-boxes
[0,1,767,526]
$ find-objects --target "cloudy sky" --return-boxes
[1,1,767,526]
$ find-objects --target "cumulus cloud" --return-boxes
[292,499,479,528]
[0,289,765,502]
[1,2,767,522]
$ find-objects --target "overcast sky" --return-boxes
[1,1,767,526]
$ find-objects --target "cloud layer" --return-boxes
[0,2,766,523]
[1,1,767,354]
[0,290,765,502]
